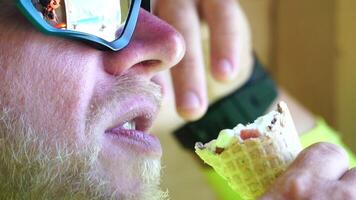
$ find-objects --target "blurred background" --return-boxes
[246,0,356,153]
[154,0,356,199]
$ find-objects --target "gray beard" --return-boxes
[0,109,115,199]
[0,109,169,200]
[0,73,169,200]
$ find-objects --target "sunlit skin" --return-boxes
[0,4,184,199]
[1,1,356,199]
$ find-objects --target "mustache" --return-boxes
[111,75,162,103]
[85,75,162,137]
[92,75,162,108]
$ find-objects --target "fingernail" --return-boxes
[218,59,236,80]
[180,91,201,111]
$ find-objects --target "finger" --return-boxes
[289,142,349,180]
[200,0,251,82]
[340,168,356,185]
[155,0,208,120]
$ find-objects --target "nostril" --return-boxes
[102,10,186,77]
[140,60,161,67]
[134,59,164,74]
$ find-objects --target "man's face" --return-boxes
[0,4,184,199]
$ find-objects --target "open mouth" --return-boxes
[122,121,136,130]
[103,103,161,155]
[105,108,154,133]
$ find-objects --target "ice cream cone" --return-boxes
[195,102,302,199]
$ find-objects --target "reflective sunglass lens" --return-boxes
[32,0,132,42]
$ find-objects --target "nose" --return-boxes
[102,9,185,79]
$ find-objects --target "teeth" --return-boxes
[122,121,136,130]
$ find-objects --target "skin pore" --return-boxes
[0,2,184,200]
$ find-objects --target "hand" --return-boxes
[152,0,253,121]
[260,143,356,200]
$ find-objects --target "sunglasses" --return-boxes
[16,0,151,51]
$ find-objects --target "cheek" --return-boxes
[37,61,96,137]
[0,17,103,140]
[8,48,100,140]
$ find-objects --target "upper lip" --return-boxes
[105,97,159,133]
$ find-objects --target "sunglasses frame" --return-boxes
[17,0,150,51]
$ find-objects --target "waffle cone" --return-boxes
[195,102,302,199]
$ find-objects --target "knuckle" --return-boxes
[309,142,348,159]
[282,173,311,199]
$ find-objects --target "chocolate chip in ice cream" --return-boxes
[215,147,225,154]
[271,118,277,124]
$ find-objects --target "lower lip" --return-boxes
[105,128,162,156]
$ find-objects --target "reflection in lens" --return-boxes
[32,0,132,42]
[32,0,67,29]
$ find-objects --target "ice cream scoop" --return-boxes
[195,101,302,200]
